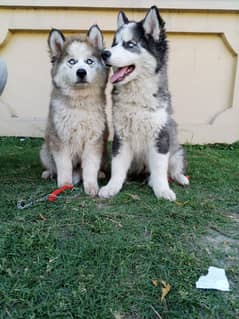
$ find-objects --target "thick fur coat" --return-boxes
[40,26,108,196]
[99,6,189,201]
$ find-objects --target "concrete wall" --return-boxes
[0,1,239,143]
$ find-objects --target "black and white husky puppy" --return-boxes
[99,6,189,201]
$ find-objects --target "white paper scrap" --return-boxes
[196,266,230,291]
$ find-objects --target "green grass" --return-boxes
[0,137,239,319]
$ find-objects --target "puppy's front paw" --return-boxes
[98,184,120,198]
[84,182,99,197]
[173,174,190,186]
[41,170,51,179]
[153,187,176,201]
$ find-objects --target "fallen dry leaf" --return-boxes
[39,214,47,221]
[152,279,158,287]
[175,200,189,207]
[160,280,171,302]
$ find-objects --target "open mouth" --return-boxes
[111,65,135,84]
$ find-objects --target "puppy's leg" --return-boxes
[169,147,189,186]
[148,148,176,201]
[99,141,133,198]
[148,129,176,201]
[52,148,72,187]
[40,143,56,179]
[82,143,102,197]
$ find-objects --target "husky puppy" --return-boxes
[40,25,108,197]
[99,6,189,201]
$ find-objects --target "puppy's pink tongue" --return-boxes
[111,66,129,84]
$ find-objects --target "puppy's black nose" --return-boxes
[102,50,111,61]
[76,68,87,79]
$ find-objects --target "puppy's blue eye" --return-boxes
[86,58,94,65]
[68,58,77,65]
[127,41,136,48]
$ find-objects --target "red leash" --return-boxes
[48,184,74,202]
[17,184,75,209]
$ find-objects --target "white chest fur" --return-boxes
[113,101,168,155]
[113,77,168,142]
[52,98,105,153]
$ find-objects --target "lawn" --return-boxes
[0,137,239,319]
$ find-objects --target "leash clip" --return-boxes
[17,200,34,210]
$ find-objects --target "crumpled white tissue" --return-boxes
[196,266,230,291]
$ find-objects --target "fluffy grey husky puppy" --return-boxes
[40,25,108,197]
[99,6,189,201]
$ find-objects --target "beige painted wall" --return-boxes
[0,1,239,144]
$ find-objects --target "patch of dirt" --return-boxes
[205,230,238,248]
[200,227,239,269]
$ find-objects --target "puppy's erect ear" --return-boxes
[87,24,104,50]
[117,11,129,28]
[142,6,164,40]
[48,29,65,60]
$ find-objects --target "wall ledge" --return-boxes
[0,0,239,11]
